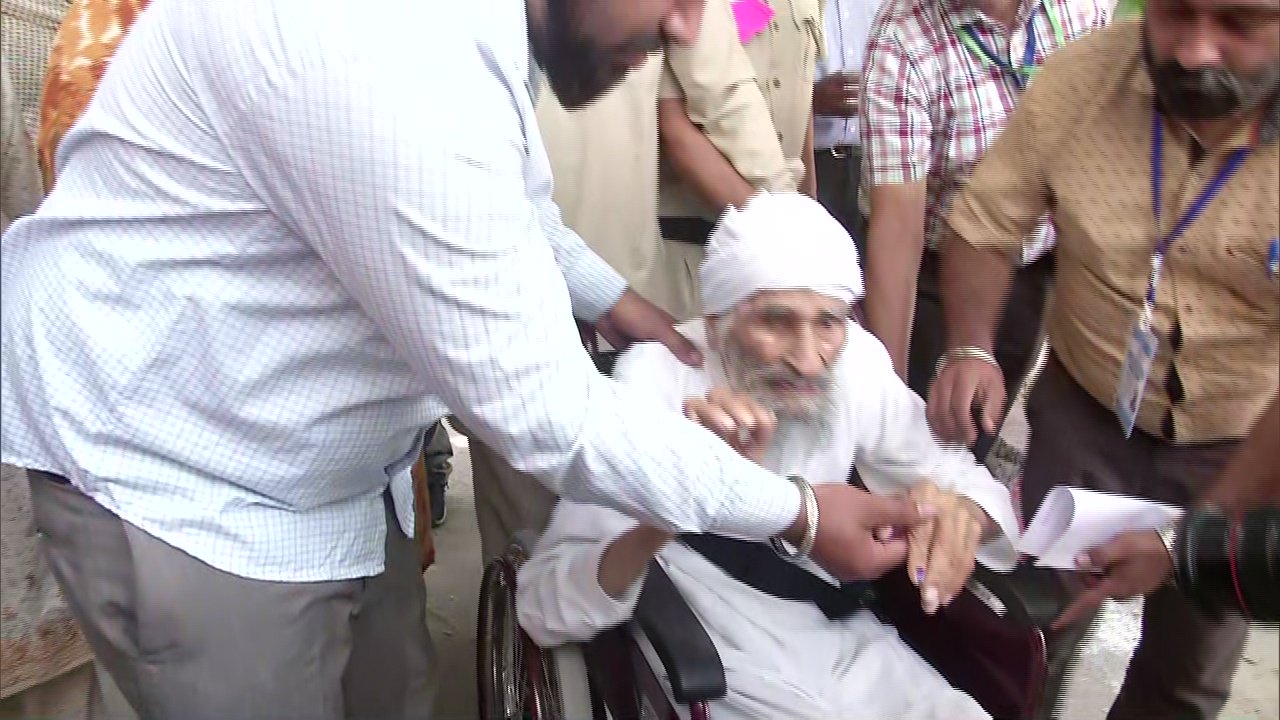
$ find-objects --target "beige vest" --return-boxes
[535,58,671,311]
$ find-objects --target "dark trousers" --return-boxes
[1022,358,1247,720]
[907,250,1051,402]
[424,420,452,491]
[814,145,867,260]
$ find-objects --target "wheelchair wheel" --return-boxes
[477,545,565,720]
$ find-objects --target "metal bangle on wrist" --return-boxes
[771,475,819,559]
[934,346,1000,380]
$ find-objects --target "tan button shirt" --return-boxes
[658,0,823,220]
[947,21,1280,443]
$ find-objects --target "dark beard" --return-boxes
[529,0,663,108]
[1143,31,1280,121]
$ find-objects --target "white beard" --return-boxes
[761,413,832,476]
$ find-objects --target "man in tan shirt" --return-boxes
[930,5,1278,718]
[656,0,822,321]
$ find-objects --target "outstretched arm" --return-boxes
[517,501,666,647]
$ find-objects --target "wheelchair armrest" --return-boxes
[633,560,728,704]
[971,562,1076,630]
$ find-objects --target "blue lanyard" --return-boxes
[1144,110,1252,320]
[960,2,1064,92]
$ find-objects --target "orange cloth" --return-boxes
[36,0,149,189]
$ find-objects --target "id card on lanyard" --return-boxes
[1114,109,1252,438]
[959,1,1065,91]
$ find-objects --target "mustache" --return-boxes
[756,368,833,392]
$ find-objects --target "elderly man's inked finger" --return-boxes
[906,482,940,586]
[907,517,935,587]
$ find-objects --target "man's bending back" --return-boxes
[517,192,1020,720]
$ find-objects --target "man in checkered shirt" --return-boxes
[857,0,1109,403]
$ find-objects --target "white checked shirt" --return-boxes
[859,0,1109,260]
[0,0,799,582]
[814,0,880,149]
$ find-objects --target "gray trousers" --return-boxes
[28,472,436,720]
[1022,359,1247,720]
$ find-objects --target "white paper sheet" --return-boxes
[1020,487,1183,570]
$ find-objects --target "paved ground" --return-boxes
[426,427,1279,720]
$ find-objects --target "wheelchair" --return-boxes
[478,334,1071,720]
[479,534,1072,720]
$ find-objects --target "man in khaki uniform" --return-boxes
[657,0,823,321]
[471,60,668,563]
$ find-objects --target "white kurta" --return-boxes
[517,320,1019,720]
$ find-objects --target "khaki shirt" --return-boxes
[535,58,666,306]
[658,0,823,220]
[947,22,1279,443]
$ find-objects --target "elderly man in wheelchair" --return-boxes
[487,192,1035,720]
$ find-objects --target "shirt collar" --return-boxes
[945,0,1044,33]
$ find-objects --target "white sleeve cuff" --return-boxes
[959,475,1021,573]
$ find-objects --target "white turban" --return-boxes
[699,191,864,317]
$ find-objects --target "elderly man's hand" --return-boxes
[807,484,934,581]
[906,480,990,614]
[683,388,777,462]
[1053,529,1173,629]
[599,289,704,367]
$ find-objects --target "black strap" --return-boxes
[659,217,715,246]
[679,534,874,620]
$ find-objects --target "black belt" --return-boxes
[659,217,715,246]
[679,534,875,620]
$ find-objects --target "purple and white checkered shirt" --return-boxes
[860,0,1109,261]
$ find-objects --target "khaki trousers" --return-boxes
[28,473,435,720]
[0,662,132,720]
[457,421,558,565]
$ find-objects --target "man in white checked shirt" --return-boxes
[0,0,929,717]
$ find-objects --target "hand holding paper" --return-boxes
[1020,487,1183,570]
[1052,529,1175,628]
